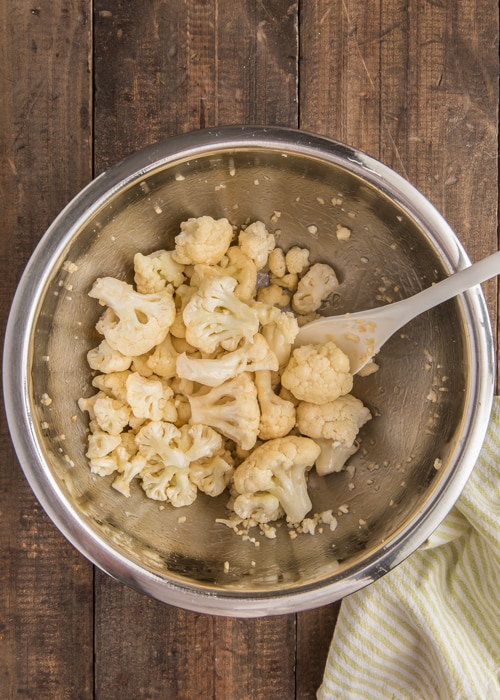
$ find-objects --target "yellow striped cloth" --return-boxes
[318,397,500,700]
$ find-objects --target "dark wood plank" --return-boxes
[0,1,94,698]
[295,603,341,699]
[95,573,217,699]
[213,614,296,700]
[93,0,298,171]
[299,0,382,156]
[379,1,499,264]
[92,2,300,698]
[301,0,499,266]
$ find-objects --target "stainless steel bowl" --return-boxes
[4,126,494,616]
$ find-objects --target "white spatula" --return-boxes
[295,250,500,373]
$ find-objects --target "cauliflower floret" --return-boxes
[136,421,222,468]
[285,246,310,275]
[87,339,132,374]
[92,370,131,403]
[134,249,186,293]
[281,340,353,404]
[112,453,148,496]
[125,372,176,422]
[136,421,222,506]
[78,391,105,421]
[296,394,371,442]
[171,216,234,265]
[100,434,146,496]
[238,220,276,269]
[231,436,321,524]
[188,373,260,450]
[256,284,290,307]
[90,277,175,356]
[270,272,298,293]
[192,247,257,302]
[222,246,258,302]
[86,430,121,461]
[88,432,139,484]
[268,247,286,278]
[313,438,359,476]
[130,353,155,378]
[252,301,299,368]
[145,333,179,379]
[90,433,139,478]
[255,370,296,440]
[189,450,234,497]
[169,283,198,339]
[176,334,278,387]
[296,394,372,475]
[232,492,284,523]
[292,262,339,315]
[93,395,131,436]
[183,275,260,353]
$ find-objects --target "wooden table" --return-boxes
[1,2,498,698]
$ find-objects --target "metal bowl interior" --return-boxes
[4,127,494,616]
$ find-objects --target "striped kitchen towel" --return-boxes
[318,397,500,700]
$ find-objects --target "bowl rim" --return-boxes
[3,125,495,616]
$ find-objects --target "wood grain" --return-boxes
[0,2,94,699]
[295,603,342,699]
[93,0,298,170]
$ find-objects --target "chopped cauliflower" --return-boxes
[238,220,276,269]
[183,275,260,353]
[252,301,299,368]
[188,373,260,450]
[86,430,121,461]
[134,249,186,293]
[135,421,222,506]
[296,395,372,475]
[296,394,372,442]
[281,340,353,404]
[92,395,131,436]
[125,371,176,422]
[255,370,296,440]
[176,334,278,387]
[257,284,290,307]
[87,339,132,374]
[232,492,284,524]
[89,432,139,480]
[285,246,310,274]
[313,439,359,476]
[270,272,298,293]
[292,262,339,314]
[146,333,179,379]
[90,277,175,356]
[190,247,257,303]
[232,436,321,524]
[92,370,130,403]
[80,216,374,536]
[190,451,234,497]
[171,216,234,265]
[268,247,286,278]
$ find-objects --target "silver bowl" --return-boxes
[3,126,494,616]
